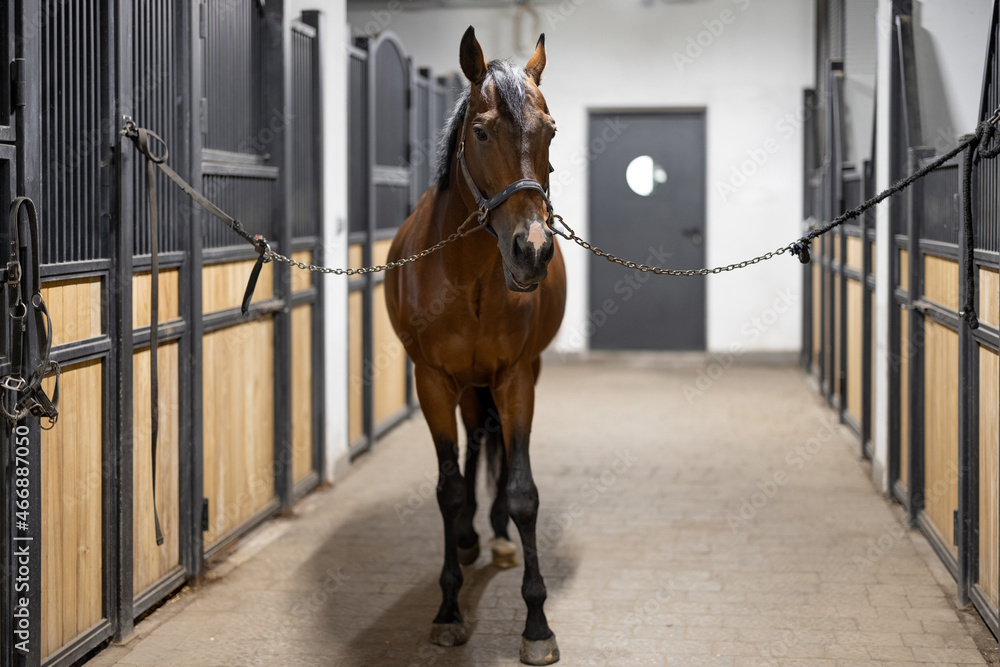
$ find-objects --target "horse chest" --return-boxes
[415,285,534,381]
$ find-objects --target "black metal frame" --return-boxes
[0,2,328,664]
[289,13,325,499]
[889,3,921,510]
[349,32,417,460]
[967,0,1000,639]
[805,0,1000,644]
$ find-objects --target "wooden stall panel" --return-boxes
[923,320,960,555]
[41,277,103,347]
[203,318,276,547]
[373,281,407,425]
[349,291,363,444]
[290,250,313,294]
[349,244,363,271]
[373,239,393,266]
[834,278,842,399]
[846,236,863,272]
[979,346,999,608]
[40,359,103,659]
[981,267,999,330]
[899,248,909,292]
[924,255,959,312]
[292,304,314,484]
[133,269,180,329]
[133,343,181,598]
[202,260,274,313]
[899,311,910,490]
[870,241,877,276]
[846,280,863,423]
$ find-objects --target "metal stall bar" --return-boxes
[288,14,325,499]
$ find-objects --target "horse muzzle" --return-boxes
[501,220,554,293]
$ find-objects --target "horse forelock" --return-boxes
[435,60,533,190]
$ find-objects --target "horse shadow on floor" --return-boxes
[283,485,582,666]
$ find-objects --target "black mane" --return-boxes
[435,60,528,189]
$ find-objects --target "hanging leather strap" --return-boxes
[136,129,165,547]
[123,121,268,315]
[3,198,60,428]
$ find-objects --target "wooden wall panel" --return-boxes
[870,241,876,276]
[923,320,960,555]
[40,360,103,659]
[290,250,313,293]
[133,269,180,329]
[846,280,863,422]
[979,346,999,608]
[924,254,959,312]
[834,278,842,399]
[373,282,407,425]
[203,318,276,546]
[292,305,314,484]
[349,291,363,444]
[981,267,999,330]
[373,239,393,266]
[41,277,102,347]
[133,343,181,598]
[900,248,909,292]
[900,310,910,490]
[202,260,274,313]
[846,236,863,272]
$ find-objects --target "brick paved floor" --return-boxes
[88,359,999,666]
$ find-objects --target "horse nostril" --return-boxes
[513,234,528,263]
[541,238,555,263]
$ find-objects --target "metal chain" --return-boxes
[549,214,789,276]
[265,209,487,275]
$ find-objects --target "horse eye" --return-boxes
[473,127,488,141]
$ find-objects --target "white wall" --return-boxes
[348,0,814,355]
[285,0,351,481]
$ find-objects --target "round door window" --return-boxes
[625,155,668,197]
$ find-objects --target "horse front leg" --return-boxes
[414,365,468,647]
[493,366,559,666]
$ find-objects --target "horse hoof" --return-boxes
[491,537,518,569]
[430,622,468,647]
[457,541,480,566]
[520,635,560,665]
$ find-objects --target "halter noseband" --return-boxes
[456,108,553,239]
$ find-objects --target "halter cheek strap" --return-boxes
[456,110,553,239]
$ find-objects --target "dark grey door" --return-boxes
[587,111,706,350]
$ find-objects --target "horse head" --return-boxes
[457,27,557,293]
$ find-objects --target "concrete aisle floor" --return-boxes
[88,359,999,667]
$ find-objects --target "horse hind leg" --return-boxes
[484,412,518,569]
[464,388,518,568]
[456,388,486,566]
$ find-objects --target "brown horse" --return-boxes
[385,26,566,666]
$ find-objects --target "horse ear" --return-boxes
[525,34,546,85]
[460,26,487,84]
